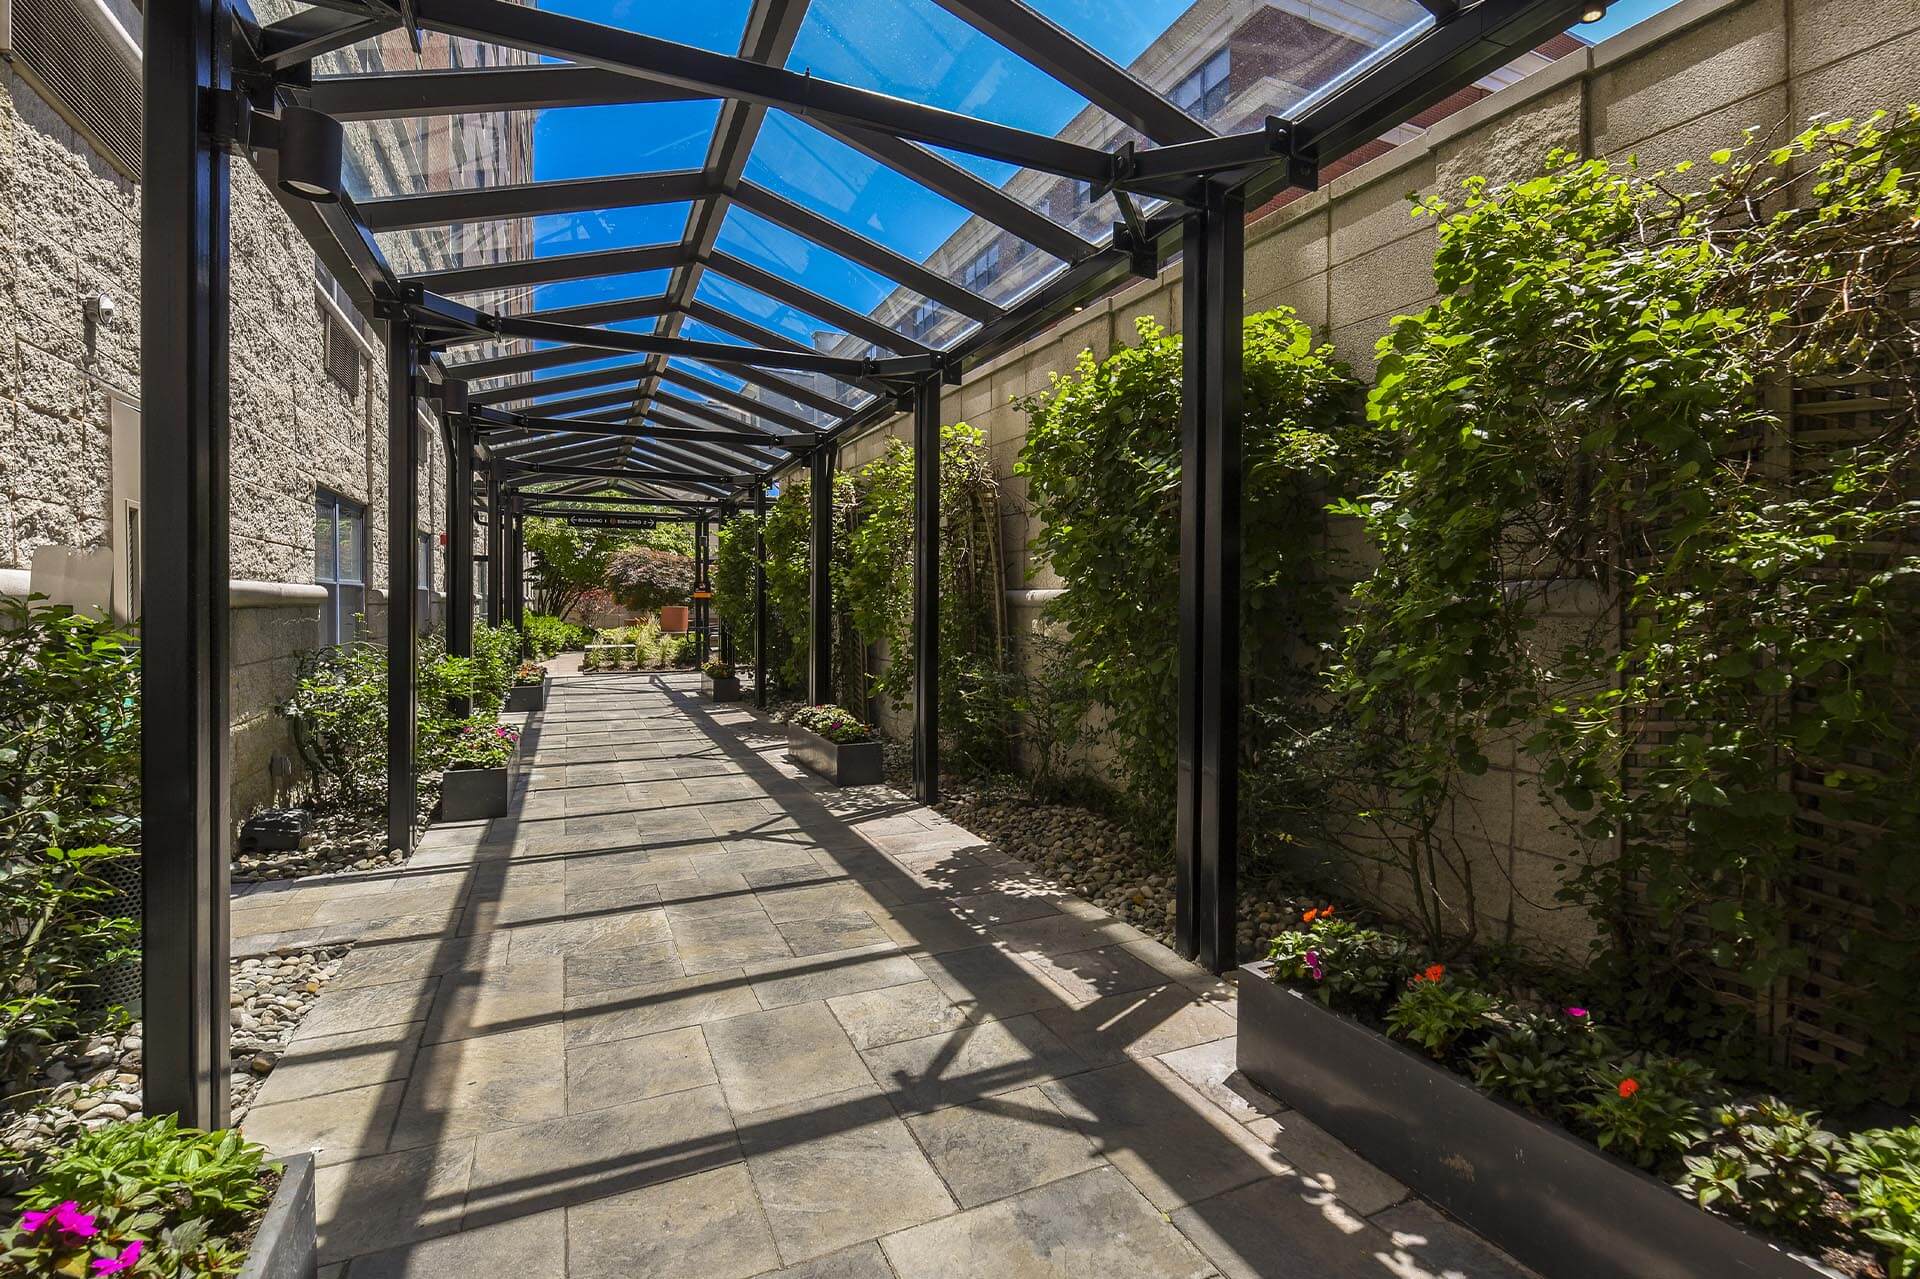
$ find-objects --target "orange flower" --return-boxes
[1322,906,1335,918]
[1421,963,1447,983]
[1618,1077,1640,1099]
[1302,909,1319,924]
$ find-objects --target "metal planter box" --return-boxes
[504,675,548,712]
[439,738,521,822]
[786,724,884,787]
[1234,963,1824,1279]
[702,673,742,702]
[238,1152,316,1279]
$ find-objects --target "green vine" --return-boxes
[1342,113,1920,1091]
[1015,310,1372,847]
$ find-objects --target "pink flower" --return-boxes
[92,1240,143,1274]
[1303,950,1325,981]
[20,1201,99,1240]
[1564,1006,1589,1019]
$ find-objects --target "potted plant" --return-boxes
[784,705,883,786]
[1235,916,1848,1279]
[1,1117,315,1278]
[437,719,522,822]
[700,660,740,702]
[504,660,549,712]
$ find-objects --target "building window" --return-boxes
[961,242,1001,294]
[416,532,434,634]
[906,299,941,341]
[314,492,367,646]
[1172,48,1231,121]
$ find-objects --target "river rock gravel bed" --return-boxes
[1,944,348,1184]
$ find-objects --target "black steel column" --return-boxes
[718,507,736,666]
[753,481,768,708]
[484,462,504,628]
[509,497,527,634]
[1175,183,1245,974]
[141,0,232,1128]
[912,378,941,805]
[386,318,420,855]
[446,387,474,662]
[807,446,835,705]
[694,513,709,660]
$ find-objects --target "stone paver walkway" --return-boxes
[232,670,1537,1278]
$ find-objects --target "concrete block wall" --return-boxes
[0,64,451,824]
[824,0,1920,956]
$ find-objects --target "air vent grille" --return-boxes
[9,0,143,180]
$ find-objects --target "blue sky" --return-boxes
[512,0,1689,373]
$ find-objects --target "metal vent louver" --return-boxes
[6,0,143,180]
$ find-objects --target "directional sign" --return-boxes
[563,514,658,529]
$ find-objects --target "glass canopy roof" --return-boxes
[263,0,1567,489]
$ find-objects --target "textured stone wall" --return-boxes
[0,63,450,820]
[832,0,1920,956]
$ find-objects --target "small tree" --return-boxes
[605,546,695,616]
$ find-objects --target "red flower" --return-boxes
[1617,1077,1640,1099]
[1421,963,1446,983]
[1301,908,1319,924]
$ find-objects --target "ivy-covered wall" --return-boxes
[823,0,1920,959]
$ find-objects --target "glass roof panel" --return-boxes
[693,275,861,357]
[532,0,752,53]
[664,358,837,432]
[785,0,1111,135]
[677,319,873,412]
[341,100,720,201]
[377,203,692,276]
[713,207,970,349]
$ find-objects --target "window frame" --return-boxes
[314,489,368,646]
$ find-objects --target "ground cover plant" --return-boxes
[0,599,140,1099]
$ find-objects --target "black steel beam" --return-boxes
[412,0,1119,184]
[1174,184,1243,975]
[258,8,396,70]
[912,377,940,805]
[1290,0,1593,167]
[386,317,421,855]
[495,312,936,378]
[655,367,820,436]
[708,251,933,356]
[480,412,778,445]
[142,0,232,1130]
[807,444,835,704]
[306,63,713,119]
[470,357,651,405]
[508,496,527,633]
[361,169,711,232]
[651,389,789,439]
[732,183,999,323]
[927,0,1209,144]
[753,481,768,708]
[681,303,878,410]
[516,491,712,510]
[517,386,659,420]
[406,241,684,295]
[508,461,747,486]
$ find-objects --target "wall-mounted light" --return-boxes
[275,106,346,203]
[1580,4,1607,21]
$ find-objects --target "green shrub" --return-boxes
[2,1117,274,1277]
[1841,1127,1920,1277]
[1265,915,1412,1015]
[436,719,520,771]
[524,612,591,659]
[1384,968,1498,1060]
[605,546,694,616]
[1016,310,1370,846]
[0,599,141,1093]
[1678,1097,1840,1240]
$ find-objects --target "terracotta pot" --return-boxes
[658,605,690,633]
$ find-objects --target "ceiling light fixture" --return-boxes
[275,106,346,203]
[1579,4,1607,21]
